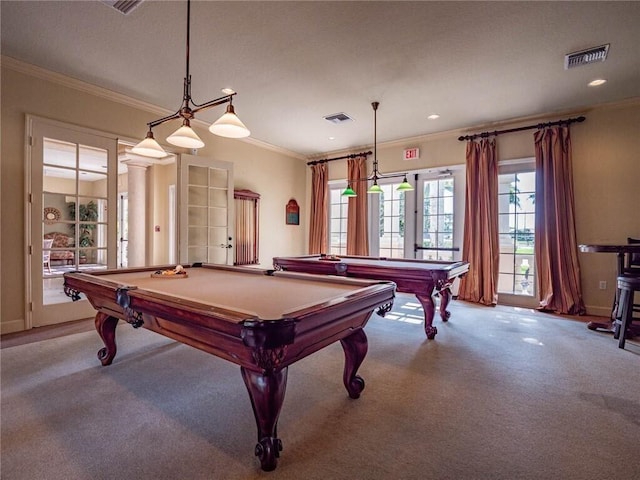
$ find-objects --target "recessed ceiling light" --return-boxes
[221,88,236,95]
[328,137,336,140]
[588,79,607,87]
[427,114,440,120]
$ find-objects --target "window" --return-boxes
[498,168,535,296]
[378,183,406,258]
[329,186,348,255]
[420,177,454,261]
[234,189,260,266]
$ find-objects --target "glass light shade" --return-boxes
[209,104,250,138]
[367,182,383,194]
[341,186,357,197]
[131,133,167,158]
[396,177,414,192]
[167,124,205,149]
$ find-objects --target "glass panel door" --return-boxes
[497,170,536,296]
[179,154,234,265]
[418,176,455,261]
[28,117,117,327]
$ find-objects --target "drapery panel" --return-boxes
[459,138,499,305]
[308,163,328,254]
[534,127,585,314]
[346,156,369,256]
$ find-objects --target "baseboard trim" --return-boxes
[584,305,612,318]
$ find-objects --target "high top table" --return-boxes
[578,243,640,332]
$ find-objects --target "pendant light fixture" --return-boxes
[341,101,414,196]
[341,184,357,197]
[132,0,249,158]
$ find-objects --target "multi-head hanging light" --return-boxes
[342,101,413,196]
[132,0,249,158]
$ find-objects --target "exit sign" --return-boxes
[403,147,420,160]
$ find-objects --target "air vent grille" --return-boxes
[323,113,353,124]
[564,44,609,69]
[100,0,144,15]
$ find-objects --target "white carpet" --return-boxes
[2,295,639,479]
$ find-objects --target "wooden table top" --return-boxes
[578,244,640,253]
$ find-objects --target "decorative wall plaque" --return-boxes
[286,199,299,225]
[44,207,61,224]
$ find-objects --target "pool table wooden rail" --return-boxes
[273,255,469,339]
[63,264,396,471]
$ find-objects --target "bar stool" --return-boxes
[614,275,640,349]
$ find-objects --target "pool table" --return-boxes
[273,255,469,339]
[63,263,395,471]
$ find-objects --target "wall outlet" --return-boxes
[599,281,607,290]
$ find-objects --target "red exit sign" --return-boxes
[403,147,420,160]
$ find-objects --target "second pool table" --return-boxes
[273,255,469,339]
[63,263,395,471]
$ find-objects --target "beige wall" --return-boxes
[1,64,307,333]
[2,60,639,332]
[148,163,176,265]
[318,99,640,316]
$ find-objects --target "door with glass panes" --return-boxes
[28,117,117,327]
[179,154,234,265]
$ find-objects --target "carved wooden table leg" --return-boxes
[415,289,438,339]
[438,285,452,322]
[95,312,119,366]
[340,327,368,399]
[241,367,288,472]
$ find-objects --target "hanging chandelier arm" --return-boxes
[147,111,184,130]
[190,93,235,112]
[145,94,235,130]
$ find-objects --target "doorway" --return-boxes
[28,117,118,327]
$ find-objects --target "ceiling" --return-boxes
[2,1,639,158]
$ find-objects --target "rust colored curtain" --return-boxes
[308,163,328,254]
[534,127,585,314]
[346,156,369,256]
[458,138,499,305]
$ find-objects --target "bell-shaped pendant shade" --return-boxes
[167,121,205,149]
[341,185,357,197]
[131,131,167,158]
[209,104,250,138]
[396,176,414,192]
[367,182,383,194]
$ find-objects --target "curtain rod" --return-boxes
[306,151,372,166]
[457,116,586,142]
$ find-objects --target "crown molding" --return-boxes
[1,55,304,160]
[1,55,169,116]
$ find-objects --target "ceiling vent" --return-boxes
[323,112,353,124]
[100,0,144,15]
[564,44,609,69]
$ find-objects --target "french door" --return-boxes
[362,170,463,260]
[178,154,234,265]
[27,116,118,327]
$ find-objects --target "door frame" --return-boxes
[178,154,235,265]
[25,115,118,328]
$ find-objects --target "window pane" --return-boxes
[79,144,108,173]
[188,166,208,186]
[419,178,455,261]
[328,186,348,255]
[498,169,535,296]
